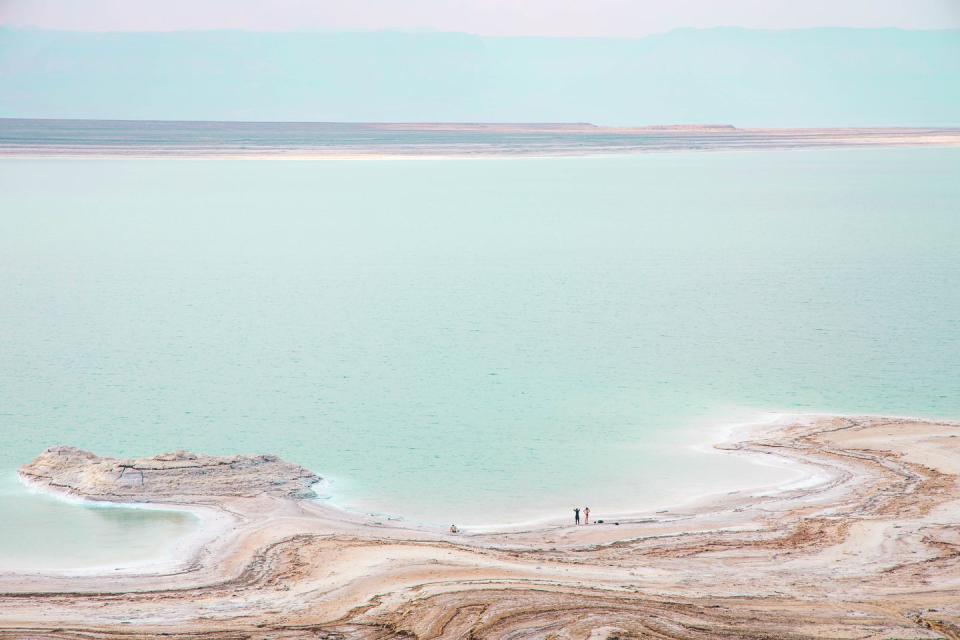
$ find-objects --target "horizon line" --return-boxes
[7,118,960,131]
[3,25,959,39]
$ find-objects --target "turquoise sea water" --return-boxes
[1,148,958,568]
[0,482,196,571]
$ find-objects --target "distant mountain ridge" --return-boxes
[1,27,957,126]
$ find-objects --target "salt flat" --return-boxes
[3,415,959,638]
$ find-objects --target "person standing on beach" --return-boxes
[574,507,581,525]
[584,506,590,524]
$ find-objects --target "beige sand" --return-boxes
[2,415,959,639]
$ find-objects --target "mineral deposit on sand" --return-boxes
[19,446,320,501]
[4,415,960,639]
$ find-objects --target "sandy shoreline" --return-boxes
[11,412,819,541]
[3,413,959,638]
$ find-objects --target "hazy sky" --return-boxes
[2,0,959,36]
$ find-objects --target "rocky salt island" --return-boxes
[4,415,960,639]
[19,446,320,503]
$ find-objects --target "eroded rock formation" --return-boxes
[19,446,319,501]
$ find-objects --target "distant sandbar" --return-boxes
[2,119,959,159]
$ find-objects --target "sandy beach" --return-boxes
[2,414,958,638]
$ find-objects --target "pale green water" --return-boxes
[0,478,196,571]
[1,149,958,568]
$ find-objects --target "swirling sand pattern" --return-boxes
[3,415,960,639]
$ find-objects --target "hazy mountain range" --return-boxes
[1,27,957,126]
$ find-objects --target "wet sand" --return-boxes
[2,414,959,638]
